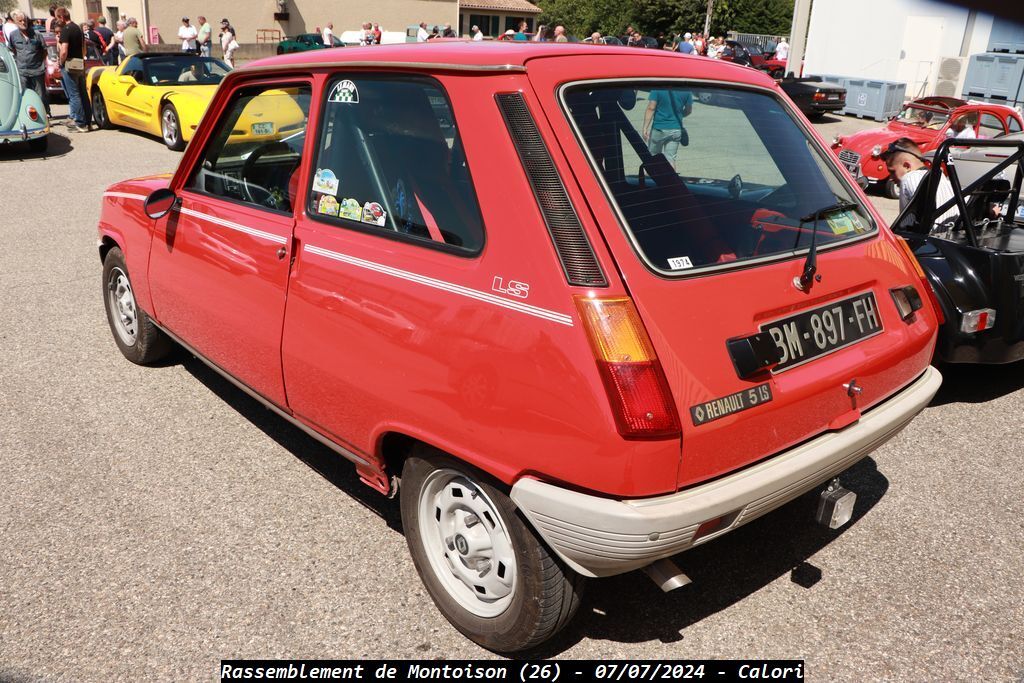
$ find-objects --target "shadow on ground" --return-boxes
[930,359,1024,406]
[0,131,73,161]
[175,347,889,656]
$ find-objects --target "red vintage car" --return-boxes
[96,42,941,652]
[831,96,1024,197]
[41,32,104,100]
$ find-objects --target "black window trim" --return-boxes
[182,79,313,218]
[305,71,487,259]
[556,77,879,280]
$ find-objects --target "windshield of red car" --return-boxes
[896,106,950,129]
[143,56,231,85]
[562,83,875,275]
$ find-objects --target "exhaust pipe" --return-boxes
[642,558,691,592]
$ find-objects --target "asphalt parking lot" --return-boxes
[1,107,1022,682]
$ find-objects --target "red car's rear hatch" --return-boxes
[526,57,937,489]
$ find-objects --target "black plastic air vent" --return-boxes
[495,92,607,287]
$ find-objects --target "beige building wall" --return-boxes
[143,0,457,45]
[70,0,147,30]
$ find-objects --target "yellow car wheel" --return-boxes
[92,89,112,130]
[160,103,186,151]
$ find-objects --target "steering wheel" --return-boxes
[242,141,295,209]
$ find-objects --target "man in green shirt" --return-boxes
[196,15,212,57]
[122,17,146,57]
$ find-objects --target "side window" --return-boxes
[308,75,485,253]
[1008,116,1022,135]
[187,84,312,213]
[979,113,1006,138]
[121,56,143,81]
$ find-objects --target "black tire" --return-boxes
[27,135,47,152]
[102,247,172,365]
[92,88,112,129]
[276,46,284,55]
[160,103,185,151]
[884,177,900,200]
[400,447,584,653]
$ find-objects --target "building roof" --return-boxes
[459,0,543,14]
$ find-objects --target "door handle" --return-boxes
[276,247,287,260]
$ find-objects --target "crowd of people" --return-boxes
[2,5,242,134]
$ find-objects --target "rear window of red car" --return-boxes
[562,83,876,275]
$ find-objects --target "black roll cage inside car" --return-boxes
[894,138,1024,243]
[892,137,1024,364]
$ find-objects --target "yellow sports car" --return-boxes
[87,54,305,151]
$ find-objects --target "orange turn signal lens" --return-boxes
[575,296,655,363]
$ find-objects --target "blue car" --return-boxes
[0,41,49,152]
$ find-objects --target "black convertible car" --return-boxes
[892,138,1024,364]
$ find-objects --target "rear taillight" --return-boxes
[27,106,39,121]
[575,296,681,439]
[813,92,827,102]
[961,309,996,334]
[894,237,945,324]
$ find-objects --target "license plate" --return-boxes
[761,292,883,372]
[827,94,840,100]
[843,162,859,176]
[251,122,274,136]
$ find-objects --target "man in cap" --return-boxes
[178,16,197,53]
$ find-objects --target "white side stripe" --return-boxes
[179,207,289,245]
[103,191,147,201]
[304,244,575,327]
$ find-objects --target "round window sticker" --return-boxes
[328,80,359,104]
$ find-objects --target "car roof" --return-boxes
[241,40,772,84]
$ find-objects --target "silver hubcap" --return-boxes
[162,109,178,144]
[107,267,138,346]
[417,469,517,617]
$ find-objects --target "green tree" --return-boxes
[0,0,17,14]
[31,0,70,9]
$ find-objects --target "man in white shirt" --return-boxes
[178,17,198,53]
[322,22,334,47]
[948,115,977,139]
[883,138,959,227]
[416,22,428,42]
[774,37,789,61]
[471,25,483,41]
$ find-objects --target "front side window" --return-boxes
[563,83,875,274]
[187,84,311,213]
[308,75,484,253]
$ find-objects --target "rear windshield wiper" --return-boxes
[797,200,859,291]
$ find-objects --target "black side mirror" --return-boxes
[144,188,178,219]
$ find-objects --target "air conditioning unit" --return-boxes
[933,56,969,98]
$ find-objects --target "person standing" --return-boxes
[105,20,125,65]
[642,88,694,167]
[45,5,57,33]
[553,26,568,43]
[513,21,528,41]
[196,16,212,57]
[8,11,49,116]
[471,24,483,41]
[220,20,238,67]
[178,17,197,53]
[56,7,90,132]
[416,22,428,42]
[121,17,145,57]
[774,36,789,61]
[881,139,959,226]
[676,35,694,54]
[95,16,114,64]
[373,23,382,45]
[3,14,18,43]
[322,22,334,47]
[442,23,455,38]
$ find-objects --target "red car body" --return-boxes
[96,42,941,651]
[41,32,104,99]
[831,97,1024,189]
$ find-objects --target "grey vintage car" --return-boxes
[0,40,49,152]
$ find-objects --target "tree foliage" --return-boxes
[31,0,70,9]
[0,0,17,14]
[537,0,794,40]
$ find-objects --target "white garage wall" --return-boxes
[804,0,992,97]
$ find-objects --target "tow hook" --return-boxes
[642,557,691,592]
[815,477,856,529]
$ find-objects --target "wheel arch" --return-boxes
[376,430,514,496]
[98,233,121,263]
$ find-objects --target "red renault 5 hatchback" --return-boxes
[97,42,941,652]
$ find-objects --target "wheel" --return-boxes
[400,448,584,653]
[27,135,47,152]
[276,46,284,55]
[807,111,825,121]
[92,88,112,129]
[102,247,172,365]
[884,177,900,199]
[160,103,185,151]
